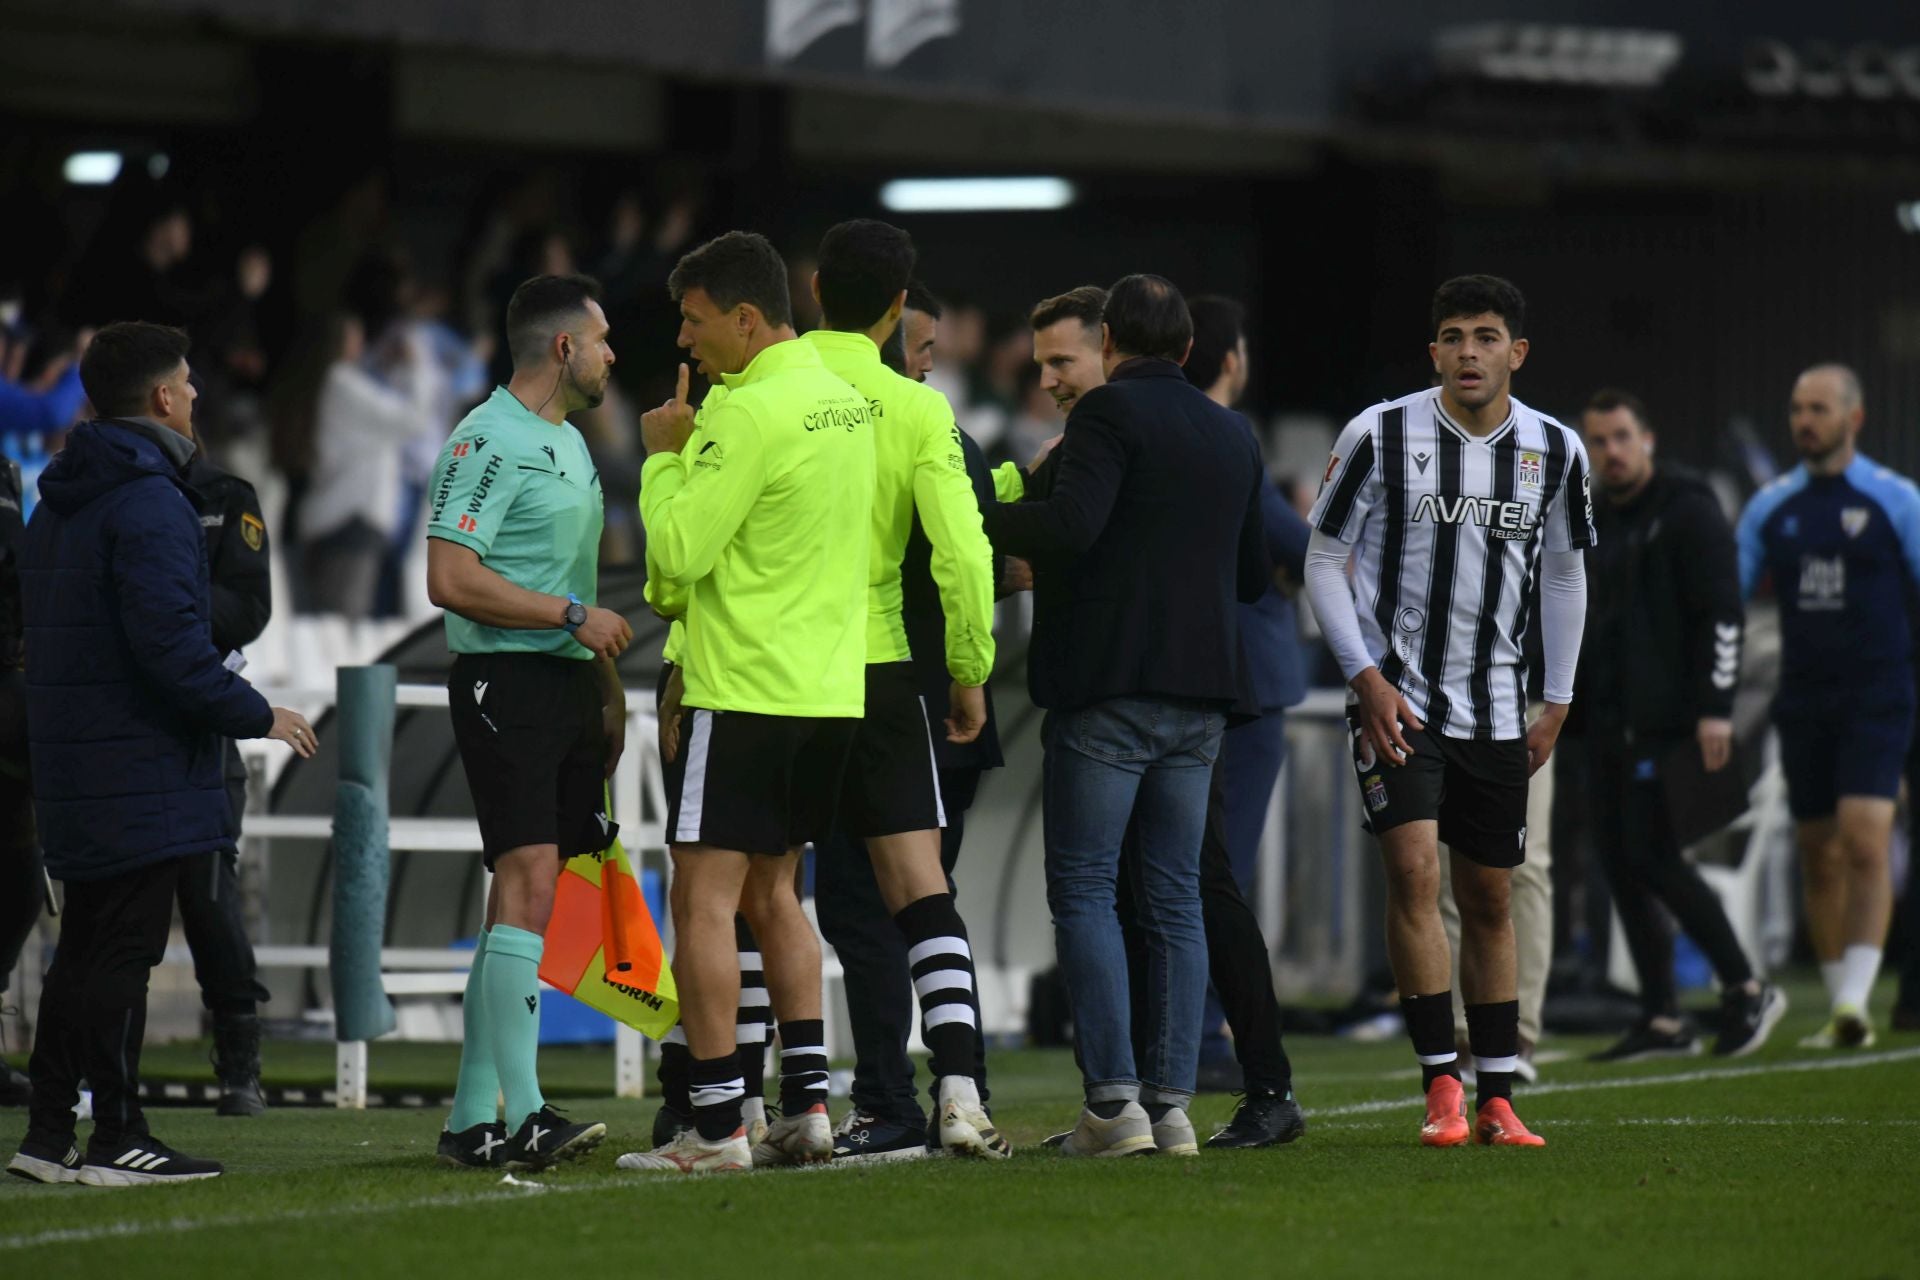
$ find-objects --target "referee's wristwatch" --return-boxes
[562,593,587,635]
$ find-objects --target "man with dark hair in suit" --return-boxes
[986,274,1268,1157]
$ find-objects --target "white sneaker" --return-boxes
[743,1098,770,1148]
[1059,1102,1155,1158]
[937,1076,1011,1159]
[616,1128,750,1174]
[751,1103,832,1167]
[1150,1106,1198,1157]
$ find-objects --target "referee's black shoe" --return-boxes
[1205,1090,1307,1149]
[437,1121,508,1169]
[502,1105,606,1171]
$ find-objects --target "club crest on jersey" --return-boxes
[1841,507,1870,538]
[1519,452,1542,488]
[1364,774,1389,813]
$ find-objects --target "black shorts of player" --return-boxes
[835,662,948,839]
[1346,710,1529,868]
[448,652,616,869]
[664,705,858,856]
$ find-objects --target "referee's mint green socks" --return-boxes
[483,924,548,1132]
[447,927,498,1132]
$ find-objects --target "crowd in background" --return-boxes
[0,169,1354,623]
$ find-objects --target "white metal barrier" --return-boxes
[238,681,669,1107]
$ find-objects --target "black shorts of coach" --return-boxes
[1346,709,1529,868]
[663,700,858,857]
[448,652,617,869]
[834,661,948,839]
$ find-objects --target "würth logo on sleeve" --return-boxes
[458,514,478,533]
[452,442,470,458]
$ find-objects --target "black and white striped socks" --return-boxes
[896,892,980,1085]
[777,1019,830,1114]
[689,1052,745,1141]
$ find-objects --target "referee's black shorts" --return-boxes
[1346,709,1529,868]
[835,661,948,839]
[663,704,858,857]
[448,652,616,869]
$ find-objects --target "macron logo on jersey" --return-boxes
[1413,492,1539,540]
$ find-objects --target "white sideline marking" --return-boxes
[3,1047,1917,1252]
[1303,1046,1920,1120]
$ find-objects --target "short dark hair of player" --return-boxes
[816,219,916,331]
[668,231,794,329]
[1184,295,1246,392]
[1430,274,1526,340]
[1029,285,1106,333]
[80,321,191,418]
[1103,274,1193,362]
[905,279,943,320]
[505,274,603,370]
[1585,388,1650,430]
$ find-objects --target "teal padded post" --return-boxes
[330,664,398,1043]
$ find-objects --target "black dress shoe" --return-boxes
[1204,1090,1307,1149]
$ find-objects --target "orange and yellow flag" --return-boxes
[537,831,678,1039]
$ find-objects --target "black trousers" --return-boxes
[172,755,268,1021]
[1589,735,1754,1019]
[1117,748,1293,1095]
[27,857,185,1145]
[814,766,989,1126]
[0,768,41,993]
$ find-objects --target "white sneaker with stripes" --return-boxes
[937,1076,1011,1159]
[77,1137,223,1185]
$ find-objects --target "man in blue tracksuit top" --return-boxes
[1736,363,1920,1050]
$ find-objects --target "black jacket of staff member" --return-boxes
[984,324,1268,711]
[1578,464,1742,741]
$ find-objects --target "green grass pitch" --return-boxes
[3,978,1917,1279]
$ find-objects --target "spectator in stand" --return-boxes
[0,323,92,438]
[297,312,433,617]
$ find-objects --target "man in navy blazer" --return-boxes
[8,322,314,1187]
[985,274,1267,1157]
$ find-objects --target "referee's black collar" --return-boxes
[1434,393,1517,445]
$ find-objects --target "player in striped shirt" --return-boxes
[1304,275,1592,1148]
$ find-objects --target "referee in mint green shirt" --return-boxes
[423,274,633,1172]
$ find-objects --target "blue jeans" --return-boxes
[1043,695,1224,1106]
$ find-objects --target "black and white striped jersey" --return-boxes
[1309,387,1595,740]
